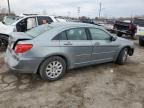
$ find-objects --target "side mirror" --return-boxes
[110,36,117,41]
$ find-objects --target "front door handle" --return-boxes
[64,42,72,46]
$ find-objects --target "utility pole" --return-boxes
[77,7,80,19]
[7,0,11,14]
[99,2,102,18]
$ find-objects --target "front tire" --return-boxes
[116,48,128,65]
[139,37,144,46]
[39,56,66,81]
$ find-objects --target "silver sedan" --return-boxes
[5,22,134,81]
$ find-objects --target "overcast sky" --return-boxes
[0,0,144,18]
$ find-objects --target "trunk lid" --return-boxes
[8,32,32,50]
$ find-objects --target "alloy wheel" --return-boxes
[45,61,63,79]
[122,49,128,63]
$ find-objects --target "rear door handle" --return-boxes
[95,42,100,46]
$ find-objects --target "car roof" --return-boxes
[49,22,100,29]
[20,15,55,18]
[12,15,57,25]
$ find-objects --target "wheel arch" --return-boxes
[36,54,70,74]
[0,33,9,39]
[116,46,133,60]
[123,46,134,56]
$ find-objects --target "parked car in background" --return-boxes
[80,19,97,25]
[0,15,67,50]
[97,21,114,33]
[113,20,137,38]
[5,22,134,81]
[133,18,144,46]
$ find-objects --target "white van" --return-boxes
[0,15,67,50]
[134,18,144,36]
[133,18,144,46]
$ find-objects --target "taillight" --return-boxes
[15,44,33,53]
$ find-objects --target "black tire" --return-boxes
[39,56,66,81]
[131,33,137,40]
[117,32,122,37]
[139,37,144,46]
[0,35,8,51]
[116,48,128,65]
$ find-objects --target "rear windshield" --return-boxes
[133,19,144,27]
[25,24,53,38]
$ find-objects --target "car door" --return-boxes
[16,17,37,32]
[59,28,93,67]
[89,28,118,63]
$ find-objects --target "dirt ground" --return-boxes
[0,38,144,108]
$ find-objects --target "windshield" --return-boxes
[25,24,53,38]
[133,19,144,27]
[2,16,19,25]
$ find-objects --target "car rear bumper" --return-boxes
[113,29,133,35]
[5,49,42,74]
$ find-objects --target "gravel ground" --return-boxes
[0,39,144,108]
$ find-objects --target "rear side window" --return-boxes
[26,24,53,38]
[66,28,87,40]
[37,16,53,25]
[53,32,67,40]
[89,28,110,40]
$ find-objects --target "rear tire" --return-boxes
[116,48,128,65]
[131,33,136,40]
[39,56,66,81]
[0,35,8,51]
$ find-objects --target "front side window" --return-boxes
[66,28,87,40]
[89,28,110,40]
